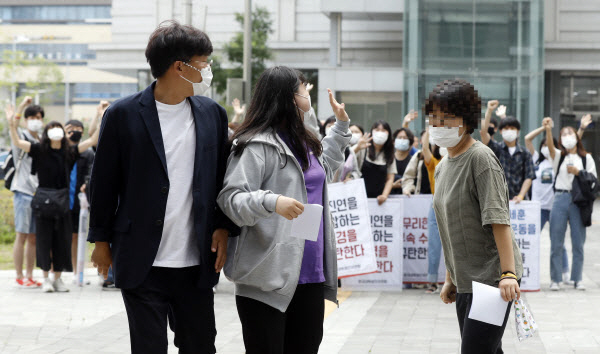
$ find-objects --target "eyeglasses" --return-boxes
[188,59,212,68]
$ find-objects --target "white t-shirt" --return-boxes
[153,99,200,268]
[553,151,597,191]
[508,146,516,156]
[531,151,555,210]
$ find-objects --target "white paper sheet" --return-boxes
[468,281,510,326]
[290,204,323,242]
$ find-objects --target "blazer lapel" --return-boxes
[190,97,207,184]
[139,82,168,176]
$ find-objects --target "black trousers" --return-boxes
[236,282,325,354]
[121,266,216,354]
[455,292,512,354]
[35,215,72,272]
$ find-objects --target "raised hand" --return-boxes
[496,105,507,119]
[232,98,246,116]
[403,110,418,125]
[487,100,499,111]
[328,88,349,122]
[581,114,592,130]
[306,83,314,93]
[355,132,372,151]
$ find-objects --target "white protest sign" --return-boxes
[328,179,378,278]
[395,195,446,284]
[342,198,404,291]
[509,201,541,292]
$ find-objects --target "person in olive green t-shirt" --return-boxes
[426,79,523,354]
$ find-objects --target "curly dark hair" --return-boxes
[424,79,482,134]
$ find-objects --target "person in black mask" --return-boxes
[488,116,498,138]
[65,113,104,277]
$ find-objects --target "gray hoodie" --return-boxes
[217,120,351,312]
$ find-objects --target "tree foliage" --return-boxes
[212,6,273,97]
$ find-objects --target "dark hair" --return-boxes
[65,119,84,129]
[368,120,394,166]
[24,105,44,119]
[424,79,481,134]
[498,116,521,131]
[537,136,559,164]
[295,69,307,84]
[145,20,213,79]
[393,128,415,145]
[350,124,364,135]
[558,126,587,159]
[320,116,336,137]
[40,121,68,154]
[232,66,322,171]
[489,116,498,128]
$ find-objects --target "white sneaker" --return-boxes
[549,282,560,291]
[42,278,54,293]
[562,272,573,285]
[575,282,586,291]
[53,278,70,292]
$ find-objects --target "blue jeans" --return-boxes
[542,209,568,273]
[427,205,442,283]
[549,192,586,283]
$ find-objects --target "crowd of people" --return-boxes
[5,98,114,291]
[3,20,598,354]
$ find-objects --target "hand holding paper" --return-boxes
[468,281,511,326]
[290,204,323,242]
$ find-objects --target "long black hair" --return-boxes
[40,121,68,154]
[368,120,394,166]
[232,66,323,171]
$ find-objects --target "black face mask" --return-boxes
[488,127,495,137]
[69,131,82,143]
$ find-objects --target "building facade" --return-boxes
[92,0,600,163]
[0,0,137,124]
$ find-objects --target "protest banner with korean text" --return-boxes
[342,198,404,291]
[509,201,540,291]
[328,179,378,278]
[395,195,446,284]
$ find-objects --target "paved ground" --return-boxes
[1,202,599,353]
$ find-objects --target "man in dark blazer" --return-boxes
[88,21,237,354]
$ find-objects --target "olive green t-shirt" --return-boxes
[433,141,523,293]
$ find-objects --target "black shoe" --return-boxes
[102,281,119,291]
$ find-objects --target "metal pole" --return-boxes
[64,53,70,122]
[11,40,16,107]
[242,0,252,103]
[184,0,192,25]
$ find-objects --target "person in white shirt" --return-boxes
[545,118,597,291]
[524,118,570,284]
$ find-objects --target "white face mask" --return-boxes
[27,119,43,132]
[541,146,550,159]
[350,133,361,145]
[47,127,64,141]
[372,131,389,146]
[502,129,518,143]
[180,61,213,96]
[439,147,448,157]
[561,135,577,150]
[295,93,311,122]
[428,126,464,148]
[394,138,410,151]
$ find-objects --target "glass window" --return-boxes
[404,0,543,138]
[0,5,110,23]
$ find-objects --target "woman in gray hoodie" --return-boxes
[218,66,351,354]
